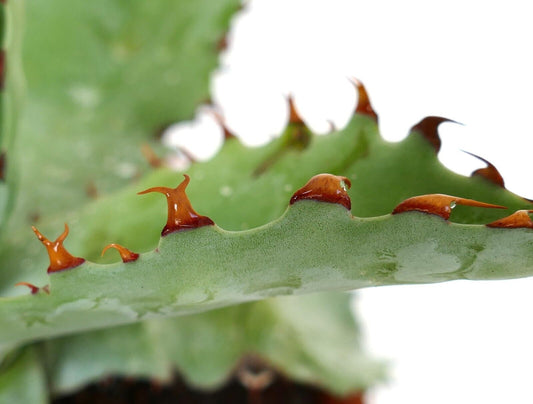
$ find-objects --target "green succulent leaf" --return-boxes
[0,347,47,404]
[2,0,533,399]
[43,293,385,396]
[0,0,384,397]
[0,0,24,233]
[3,191,533,350]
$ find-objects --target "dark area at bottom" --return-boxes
[52,373,364,404]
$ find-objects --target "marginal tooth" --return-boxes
[101,243,140,263]
[141,143,164,168]
[138,174,214,236]
[350,78,378,122]
[287,95,305,125]
[410,116,458,153]
[290,174,352,210]
[462,150,505,187]
[15,282,40,295]
[487,210,533,229]
[32,224,85,273]
[392,194,506,220]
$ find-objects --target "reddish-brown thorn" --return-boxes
[216,33,229,51]
[101,243,140,263]
[392,194,506,220]
[287,95,305,125]
[177,147,197,164]
[141,143,164,168]
[15,282,41,295]
[0,151,5,182]
[212,110,236,140]
[487,210,533,229]
[349,77,378,123]
[86,180,98,199]
[410,116,459,153]
[138,174,214,236]
[462,150,505,188]
[327,120,337,133]
[0,50,5,90]
[290,174,352,210]
[32,224,85,273]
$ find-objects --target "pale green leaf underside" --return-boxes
[45,293,384,395]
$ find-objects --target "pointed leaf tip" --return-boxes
[462,150,505,188]
[411,116,459,153]
[350,78,378,122]
[138,174,214,236]
[290,174,352,210]
[392,194,506,220]
[101,243,140,263]
[32,224,85,273]
[487,210,533,229]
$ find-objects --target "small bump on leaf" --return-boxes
[290,174,352,210]
[350,78,378,122]
[410,116,458,153]
[101,243,140,263]
[487,210,533,229]
[32,224,86,273]
[392,194,506,220]
[141,143,164,168]
[462,150,505,187]
[138,174,214,236]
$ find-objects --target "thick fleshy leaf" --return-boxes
[4,197,533,347]
[2,95,533,396]
[0,348,47,404]
[45,293,384,396]
[0,0,384,398]
[12,0,240,221]
[0,0,24,233]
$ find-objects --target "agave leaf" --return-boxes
[0,347,47,404]
[0,0,24,233]
[2,0,533,399]
[45,293,385,396]
[0,0,383,397]
[3,193,533,347]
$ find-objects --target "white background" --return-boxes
[163,1,533,402]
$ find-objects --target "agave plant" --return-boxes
[1,1,533,403]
